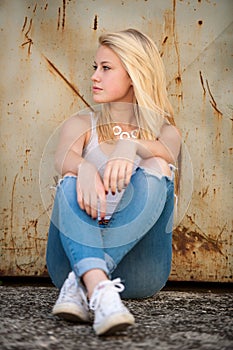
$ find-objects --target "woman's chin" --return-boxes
[92,95,101,102]
[92,97,107,104]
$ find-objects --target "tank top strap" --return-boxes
[82,112,99,157]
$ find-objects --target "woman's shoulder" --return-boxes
[61,110,96,135]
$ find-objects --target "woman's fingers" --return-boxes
[98,190,106,220]
[77,176,106,219]
[103,165,111,193]
[104,159,133,194]
[77,182,85,210]
[124,162,133,187]
[77,161,107,219]
[117,163,126,192]
[109,164,119,195]
[78,156,134,219]
[104,160,120,194]
[89,194,98,220]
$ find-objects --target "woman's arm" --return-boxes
[54,114,90,176]
[54,113,106,219]
[103,123,181,194]
[135,123,182,164]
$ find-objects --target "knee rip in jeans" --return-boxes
[51,175,77,190]
[139,158,175,181]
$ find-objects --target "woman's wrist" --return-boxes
[77,159,86,175]
[114,138,138,159]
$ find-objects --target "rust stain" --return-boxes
[33,3,37,14]
[199,185,209,198]
[172,0,183,101]
[57,0,66,30]
[57,7,61,30]
[44,56,94,110]
[164,2,183,102]
[93,15,98,30]
[21,204,53,236]
[199,71,223,117]
[25,18,32,38]
[53,175,59,186]
[198,20,203,26]
[21,16,27,32]
[161,10,173,58]
[25,148,30,154]
[15,258,40,273]
[160,36,168,57]
[44,3,48,10]
[15,264,27,273]
[206,79,223,116]
[175,76,181,84]
[176,214,225,255]
[21,17,33,55]
[162,36,168,45]
[62,0,66,30]
[10,174,18,250]
[199,71,206,94]
[173,226,223,256]
[28,219,38,229]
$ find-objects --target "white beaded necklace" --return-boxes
[113,125,139,139]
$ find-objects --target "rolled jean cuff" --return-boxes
[73,257,109,278]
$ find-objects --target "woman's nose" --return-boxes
[91,69,100,82]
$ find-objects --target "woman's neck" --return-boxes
[109,102,136,126]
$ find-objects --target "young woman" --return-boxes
[46,28,181,336]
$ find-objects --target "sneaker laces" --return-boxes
[89,278,124,311]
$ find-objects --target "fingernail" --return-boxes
[112,191,115,195]
[105,191,108,195]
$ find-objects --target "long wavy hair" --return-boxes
[96,28,176,141]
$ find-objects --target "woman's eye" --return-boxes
[92,64,111,71]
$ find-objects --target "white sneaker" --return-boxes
[52,271,90,322]
[89,278,135,335]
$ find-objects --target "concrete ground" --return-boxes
[0,279,232,350]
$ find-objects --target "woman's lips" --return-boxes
[93,86,103,92]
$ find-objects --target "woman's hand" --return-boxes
[77,160,106,220]
[103,139,137,194]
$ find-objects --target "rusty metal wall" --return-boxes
[0,0,232,282]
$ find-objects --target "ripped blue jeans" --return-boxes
[46,167,174,299]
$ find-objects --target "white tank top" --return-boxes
[82,113,140,219]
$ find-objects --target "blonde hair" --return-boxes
[96,28,175,141]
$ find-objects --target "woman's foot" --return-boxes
[89,278,135,335]
[52,271,90,322]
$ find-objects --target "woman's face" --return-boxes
[91,45,134,104]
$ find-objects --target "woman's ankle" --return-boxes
[82,269,109,298]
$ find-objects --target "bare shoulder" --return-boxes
[61,111,93,135]
[160,122,182,140]
[56,111,97,150]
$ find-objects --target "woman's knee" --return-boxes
[58,176,78,205]
[120,271,171,299]
[139,157,171,178]
[112,258,172,299]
